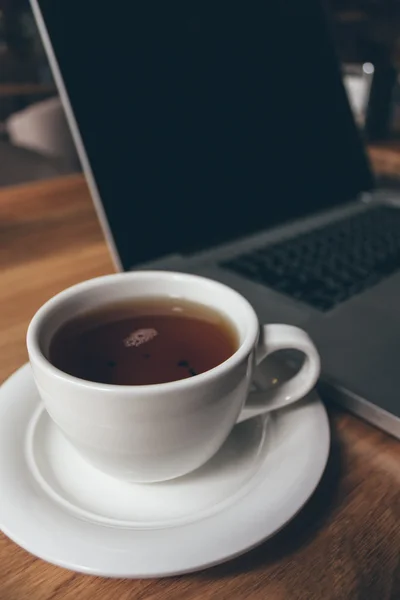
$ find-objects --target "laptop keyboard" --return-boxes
[220,206,400,311]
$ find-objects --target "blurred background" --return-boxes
[0,0,80,187]
[1,0,400,188]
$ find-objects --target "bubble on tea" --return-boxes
[123,328,158,348]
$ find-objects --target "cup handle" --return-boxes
[237,324,320,423]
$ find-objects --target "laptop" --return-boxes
[31,0,400,438]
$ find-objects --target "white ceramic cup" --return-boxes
[27,271,320,483]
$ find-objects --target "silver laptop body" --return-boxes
[31,0,400,438]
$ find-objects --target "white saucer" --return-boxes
[0,363,330,578]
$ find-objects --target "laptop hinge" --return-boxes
[360,191,375,204]
[132,253,187,271]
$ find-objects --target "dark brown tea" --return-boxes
[49,297,238,385]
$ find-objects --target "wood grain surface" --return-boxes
[368,142,400,180]
[0,175,399,600]
[0,83,57,98]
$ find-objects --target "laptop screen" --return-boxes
[34,0,374,270]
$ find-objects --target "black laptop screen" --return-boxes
[35,0,374,270]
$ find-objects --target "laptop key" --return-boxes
[221,206,400,311]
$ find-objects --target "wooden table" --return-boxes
[368,141,400,180]
[0,175,399,600]
[0,83,57,98]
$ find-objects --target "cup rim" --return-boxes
[27,271,259,394]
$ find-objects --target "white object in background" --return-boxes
[0,361,330,578]
[343,62,374,127]
[6,96,79,168]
